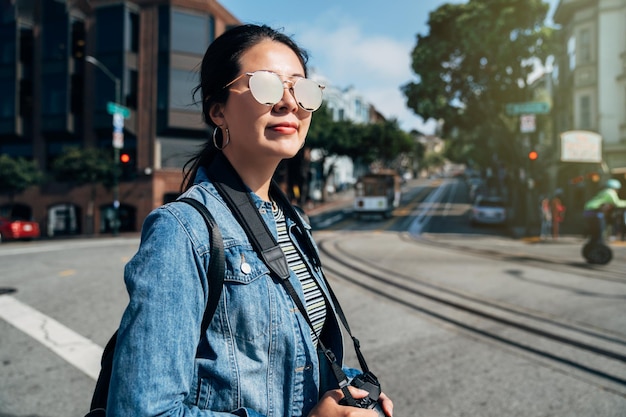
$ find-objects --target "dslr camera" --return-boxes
[340,372,385,417]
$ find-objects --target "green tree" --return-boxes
[402,0,556,169]
[422,150,447,172]
[51,147,117,187]
[0,154,43,199]
[305,105,413,200]
[306,105,361,200]
[359,119,414,167]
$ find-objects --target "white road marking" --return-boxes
[408,180,448,235]
[0,295,103,380]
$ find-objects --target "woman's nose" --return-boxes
[274,82,299,112]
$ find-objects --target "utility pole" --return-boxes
[85,55,129,236]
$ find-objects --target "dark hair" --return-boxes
[181,24,309,192]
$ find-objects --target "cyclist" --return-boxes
[583,179,626,243]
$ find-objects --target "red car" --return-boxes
[0,217,41,242]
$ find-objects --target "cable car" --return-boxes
[354,170,401,219]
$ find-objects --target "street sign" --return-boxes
[113,113,124,130]
[520,114,536,133]
[505,101,550,115]
[560,130,601,163]
[113,131,124,149]
[107,102,130,119]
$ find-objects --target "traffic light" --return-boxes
[528,150,538,161]
[71,21,86,59]
[118,151,136,181]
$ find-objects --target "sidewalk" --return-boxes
[420,232,626,265]
[303,189,355,216]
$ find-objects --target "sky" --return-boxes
[220,0,561,135]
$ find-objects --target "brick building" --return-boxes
[0,0,239,236]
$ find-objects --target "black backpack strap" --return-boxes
[208,154,290,280]
[178,197,225,334]
[87,198,224,415]
[206,154,371,404]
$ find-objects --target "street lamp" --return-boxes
[85,55,121,236]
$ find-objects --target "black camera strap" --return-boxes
[207,154,370,405]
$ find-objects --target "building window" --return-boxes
[169,68,197,110]
[42,0,69,61]
[579,28,591,64]
[96,6,124,53]
[580,95,591,129]
[127,69,138,108]
[568,36,576,70]
[0,23,16,65]
[20,78,33,117]
[0,79,15,118]
[127,11,139,53]
[171,10,209,55]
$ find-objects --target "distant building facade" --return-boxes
[553,0,626,171]
[0,0,388,235]
[0,0,239,236]
[309,71,384,194]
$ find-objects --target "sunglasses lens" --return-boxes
[294,78,323,111]
[248,71,284,105]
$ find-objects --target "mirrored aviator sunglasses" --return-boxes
[229,71,325,112]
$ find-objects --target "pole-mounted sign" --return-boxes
[505,101,550,115]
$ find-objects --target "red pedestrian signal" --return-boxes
[120,153,131,164]
[528,150,538,161]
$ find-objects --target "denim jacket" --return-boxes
[107,166,356,417]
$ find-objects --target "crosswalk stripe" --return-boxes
[0,295,102,380]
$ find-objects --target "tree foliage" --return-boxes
[51,147,117,188]
[307,105,413,167]
[0,154,43,197]
[402,0,556,167]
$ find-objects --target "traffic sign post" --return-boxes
[112,111,124,149]
[106,102,128,235]
[107,101,130,119]
[505,101,550,115]
[504,101,551,237]
[519,114,536,133]
[87,55,126,237]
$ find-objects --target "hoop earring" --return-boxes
[212,127,230,150]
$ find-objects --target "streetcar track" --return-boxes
[317,232,626,395]
[323,232,626,346]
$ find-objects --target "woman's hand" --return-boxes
[308,386,393,417]
[378,391,394,417]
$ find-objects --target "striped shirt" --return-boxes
[273,203,326,346]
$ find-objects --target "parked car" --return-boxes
[0,217,41,242]
[469,196,507,226]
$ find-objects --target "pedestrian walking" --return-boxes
[551,189,566,239]
[103,24,393,417]
[540,195,552,240]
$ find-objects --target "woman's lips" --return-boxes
[268,122,298,134]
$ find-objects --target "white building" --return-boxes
[309,70,377,195]
[553,0,626,170]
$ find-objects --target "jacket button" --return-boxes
[241,262,251,274]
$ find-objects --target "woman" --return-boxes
[107,24,393,417]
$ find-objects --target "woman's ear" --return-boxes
[208,102,226,127]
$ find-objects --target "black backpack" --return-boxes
[84,197,224,417]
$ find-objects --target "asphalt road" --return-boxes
[1,178,625,417]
